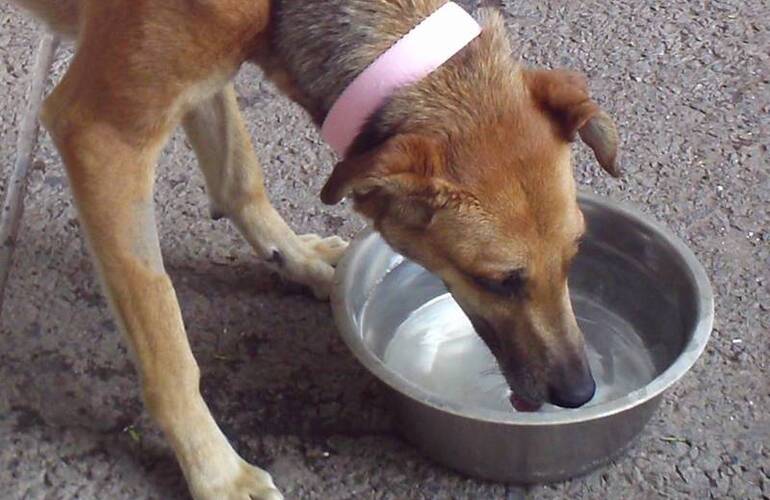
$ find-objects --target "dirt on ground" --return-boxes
[0,1,768,499]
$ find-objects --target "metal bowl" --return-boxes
[330,192,713,483]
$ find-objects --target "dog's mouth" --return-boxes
[501,368,546,412]
[465,313,545,413]
[509,392,543,412]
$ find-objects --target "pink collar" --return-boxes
[321,2,482,156]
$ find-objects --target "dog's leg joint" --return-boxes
[265,248,285,268]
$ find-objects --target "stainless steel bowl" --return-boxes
[331,192,714,483]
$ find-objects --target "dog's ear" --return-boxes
[523,69,620,177]
[321,133,443,203]
[321,134,449,228]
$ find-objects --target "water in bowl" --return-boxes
[383,293,657,412]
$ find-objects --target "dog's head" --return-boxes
[321,68,619,411]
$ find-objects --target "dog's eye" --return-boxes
[474,269,527,297]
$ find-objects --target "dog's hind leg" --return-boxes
[183,83,348,299]
[39,7,282,500]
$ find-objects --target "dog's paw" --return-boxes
[294,262,333,300]
[298,234,348,266]
[190,461,283,500]
[264,234,348,300]
[288,234,348,300]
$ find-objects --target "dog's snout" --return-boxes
[548,356,596,409]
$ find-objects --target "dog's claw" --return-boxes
[190,460,283,500]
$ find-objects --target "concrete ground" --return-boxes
[0,1,767,498]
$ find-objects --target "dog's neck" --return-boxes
[261,1,522,157]
[321,2,482,156]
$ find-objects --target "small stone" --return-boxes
[699,454,722,473]
[304,447,331,459]
[715,475,732,496]
[672,441,690,457]
[677,464,696,483]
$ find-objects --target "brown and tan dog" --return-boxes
[10,0,619,498]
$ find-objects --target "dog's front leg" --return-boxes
[41,74,282,500]
[183,84,348,299]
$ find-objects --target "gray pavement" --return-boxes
[1,1,768,499]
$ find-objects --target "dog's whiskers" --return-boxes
[480,365,503,377]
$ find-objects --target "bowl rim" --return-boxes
[331,191,715,426]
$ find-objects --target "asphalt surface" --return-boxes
[1,1,768,499]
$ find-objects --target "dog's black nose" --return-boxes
[548,364,596,409]
[549,377,596,408]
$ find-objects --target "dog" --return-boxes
[9,0,619,498]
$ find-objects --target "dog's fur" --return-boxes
[9,1,619,498]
